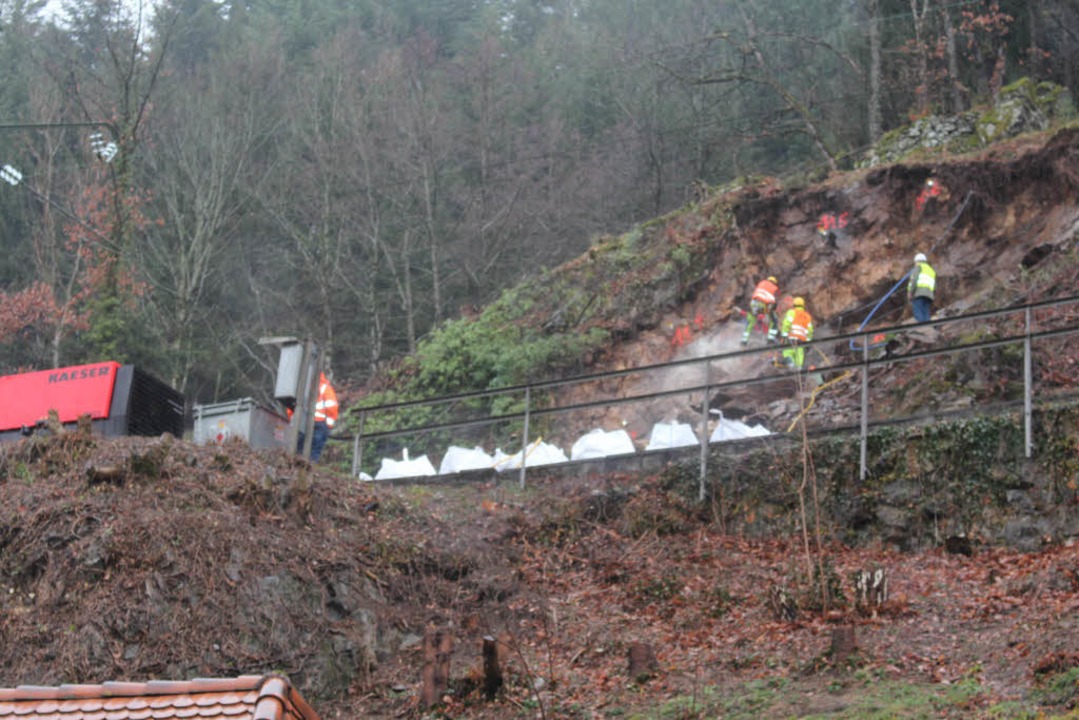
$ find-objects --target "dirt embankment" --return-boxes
[2,430,1078,719]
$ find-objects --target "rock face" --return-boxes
[858,79,1075,168]
[561,125,1079,444]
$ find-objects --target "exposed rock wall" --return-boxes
[661,406,1079,553]
[859,79,1075,168]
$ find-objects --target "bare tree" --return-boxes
[868,0,883,142]
[137,76,267,391]
[909,0,933,116]
[37,0,176,358]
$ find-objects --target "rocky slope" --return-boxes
[523,127,1079,441]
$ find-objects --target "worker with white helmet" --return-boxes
[907,252,937,322]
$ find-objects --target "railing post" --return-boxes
[352,410,366,478]
[860,334,869,481]
[1024,306,1033,459]
[519,385,531,488]
[698,363,711,503]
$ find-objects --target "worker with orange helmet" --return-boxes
[779,296,814,369]
[743,276,780,345]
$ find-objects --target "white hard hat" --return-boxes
[914,252,927,263]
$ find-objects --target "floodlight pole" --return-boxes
[1,120,123,245]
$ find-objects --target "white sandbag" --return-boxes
[570,428,637,461]
[492,441,568,471]
[374,452,438,480]
[710,417,770,442]
[645,421,700,451]
[438,445,495,474]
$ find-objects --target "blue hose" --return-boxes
[848,271,911,352]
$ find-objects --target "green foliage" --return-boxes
[705,584,737,618]
[1031,667,1079,709]
[631,573,683,603]
[619,496,691,538]
[799,556,847,612]
[667,405,1079,549]
[409,287,605,397]
[80,293,129,363]
[623,674,1009,719]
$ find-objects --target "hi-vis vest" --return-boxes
[752,278,779,305]
[910,262,936,299]
[315,374,339,427]
[783,308,814,342]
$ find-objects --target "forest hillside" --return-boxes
[4,0,1079,404]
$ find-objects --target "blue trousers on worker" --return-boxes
[297,421,330,462]
[912,296,933,323]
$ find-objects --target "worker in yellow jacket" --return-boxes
[907,252,936,322]
[780,297,814,369]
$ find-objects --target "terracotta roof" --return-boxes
[0,675,320,720]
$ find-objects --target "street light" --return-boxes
[0,121,121,164]
[1,120,122,247]
[89,132,118,163]
[0,159,116,249]
[0,164,21,186]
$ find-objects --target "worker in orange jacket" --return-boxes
[291,372,339,462]
[779,297,814,369]
[743,276,780,345]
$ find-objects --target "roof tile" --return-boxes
[0,676,319,720]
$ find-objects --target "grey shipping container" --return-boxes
[193,398,289,450]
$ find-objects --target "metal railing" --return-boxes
[343,295,1079,489]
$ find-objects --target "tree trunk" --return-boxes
[627,642,657,683]
[403,229,417,353]
[830,625,857,666]
[910,0,932,117]
[868,0,883,142]
[422,168,443,324]
[420,630,453,709]
[941,6,964,112]
[482,635,504,699]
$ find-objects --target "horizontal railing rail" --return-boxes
[344,294,1079,487]
[349,294,1079,417]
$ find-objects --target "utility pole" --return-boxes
[260,336,321,460]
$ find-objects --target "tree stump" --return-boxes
[482,635,505,699]
[420,630,454,708]
[44,408,65,436]
[768,585,798,622]
[627,642,657,683]
[86,464,125,486]
[830,624,857,666]
[855,567,889,616]
[945,535,973,556]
